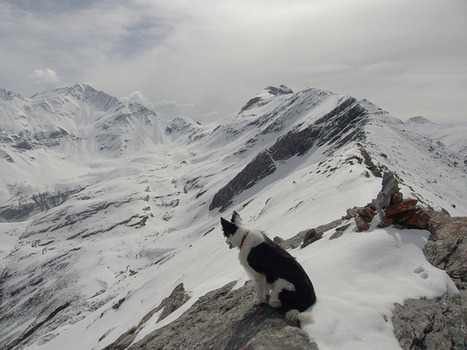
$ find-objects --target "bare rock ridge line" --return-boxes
[124,281,317,350]
[103,283,190,350]
[6,302,70,350]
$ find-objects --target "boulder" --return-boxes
[424,213,467,291]
[392,295,466,350]
[301,229,323,248]
[355,207,376,231]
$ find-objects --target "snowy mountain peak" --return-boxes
[407,116,433,125]
[265,84,293,95]
[0,88,24,101]
[31,83,119,112]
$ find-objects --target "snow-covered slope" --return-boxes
[0,84,168,204]
[407,116,467,162]
[0,85,465,350]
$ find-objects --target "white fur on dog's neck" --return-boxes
[233,227,265,271]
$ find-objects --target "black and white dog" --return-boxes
[221,211,316,323]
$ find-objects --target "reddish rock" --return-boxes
[384,198,418,216]
[356,207,376,231]
[392,193,403,204]
[404,208,431,229]
[378,216,394,228]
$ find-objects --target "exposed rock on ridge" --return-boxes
[127,281,317,350]
[104,283,190,350]
[342,173,467,349]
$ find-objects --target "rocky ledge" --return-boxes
[126,281,317,350]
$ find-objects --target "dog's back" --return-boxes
[247,235,316,313]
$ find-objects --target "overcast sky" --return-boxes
[1,0,466,123]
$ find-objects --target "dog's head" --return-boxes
[220,211,244,249]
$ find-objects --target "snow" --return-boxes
[0,84,465,350]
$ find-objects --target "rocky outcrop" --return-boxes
[127,281,318,350]
[424,212,467,291]
[209,151,276,212]
[104,283,190,350]
[392,294,466,350]
[279,218,345,249]
[0,189,83,222]
[346,173,467,349]
[241,85,293,112]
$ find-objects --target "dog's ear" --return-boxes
[221,217,238,236]
[231,211,243,225]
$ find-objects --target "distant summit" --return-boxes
[265,84,293,95]
[407,116,433,125]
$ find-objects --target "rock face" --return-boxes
[392,294,466,350]
[210,97,369,212]
[424,213,467,291]
[209,151,276,212]
[127,281,318,350]
[0,189,82,222]
[104,283,190,350]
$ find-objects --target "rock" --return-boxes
[404,208,431,229]
[104,283,190,350]
[424,213,467,291]
[374,172,400,216]
[355,207,376,231]
[209,151,276,212]
[358,146,383,178]
[112,298,126,310]
[115,333,137,350]
[157,283,190,323]
[384,198,418,217]
[279,218,345,249]
[392,294,466,350]
[273,236,284,244]
[265,85,294,96]
[329,223,351,240]
[301,229,323,248]
[127,281,318,350]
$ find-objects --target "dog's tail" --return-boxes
[285,309,314,324]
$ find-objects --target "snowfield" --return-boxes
[0,84,465,349]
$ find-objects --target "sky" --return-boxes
[0,0,466,123]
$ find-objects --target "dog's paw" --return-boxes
[269,299,282,308]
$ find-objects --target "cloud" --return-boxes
[0,0,466,122]
[30,68,60,85]
[121,91,200,120]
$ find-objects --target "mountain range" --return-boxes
[0,83,465,349]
